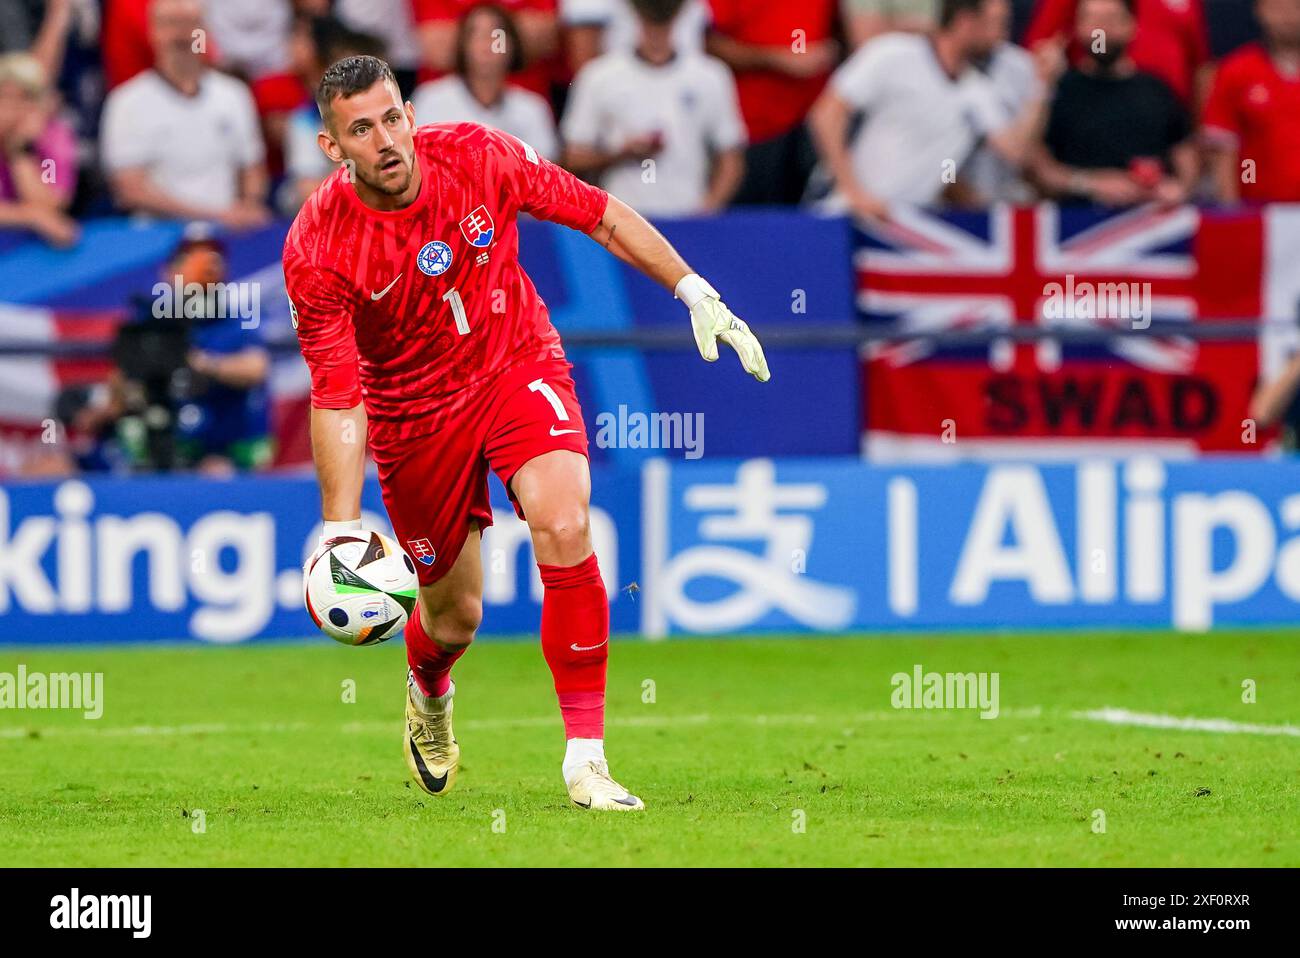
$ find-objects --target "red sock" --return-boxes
[538,553,608,739]
[404,602,466,698]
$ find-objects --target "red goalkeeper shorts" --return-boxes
[370,357,589,586]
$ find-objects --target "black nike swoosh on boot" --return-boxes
[409,739,449,793]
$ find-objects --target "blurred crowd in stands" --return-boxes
[0,0,1296,248]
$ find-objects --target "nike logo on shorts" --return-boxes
[550,426,580,437]
[370,274,403,301]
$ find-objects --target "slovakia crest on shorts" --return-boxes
[406,538,437,566]
[459,205,494,248]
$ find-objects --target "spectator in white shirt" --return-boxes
[200,0,293,81]
[843,0,937,49]
[562,0,709,72]
[961,0,1044,204]
[411,4,559,160]
[101,0,271,229]
[808,0,1046,220]
[562,0,745,217]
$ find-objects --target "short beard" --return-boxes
[1088,43,1127,70]
[358,164,412,197]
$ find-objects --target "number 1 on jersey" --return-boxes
[443,287,470,335]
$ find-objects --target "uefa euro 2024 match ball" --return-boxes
[305,531,419,646]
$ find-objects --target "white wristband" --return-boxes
[322,518,362,539]
[674,273,719,310]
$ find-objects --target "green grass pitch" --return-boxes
[1,630,1297,867]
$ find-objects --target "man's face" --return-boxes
[1075,0,1136,63]
[149,0,204,62]
[319,78,418,197]
[463,9,511,77]
[970,0,1011,59]
[1257,0,1300,46]
[289,20,318,82]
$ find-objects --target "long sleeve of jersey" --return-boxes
[283,231,363,410]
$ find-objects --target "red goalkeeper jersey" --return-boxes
[282,122,608,446]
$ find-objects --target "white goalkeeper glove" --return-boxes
[320,518,363,541]
[304,518,363,576]
[675,273,771,383]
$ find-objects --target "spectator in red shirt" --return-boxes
[705,0,838,204]
[1022,0,1210,104]
[1203,0,1300,204]
[413,0,560,97]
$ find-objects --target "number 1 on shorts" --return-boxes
[528,378,569,421]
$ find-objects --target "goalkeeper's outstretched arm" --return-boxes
[589,196,770,382]
[310,402,368,537]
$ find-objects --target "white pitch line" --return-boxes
[6,707,1292,740]
[1074,707,1300,738]
[0,706,1052,741]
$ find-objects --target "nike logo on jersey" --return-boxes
[370,274,403,301]
[570,638,609,652]
[549,426,580,437]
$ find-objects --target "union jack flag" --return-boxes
[855,204,1264,457]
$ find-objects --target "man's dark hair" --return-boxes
[938,0,990,28]
[316,54,398,121]
[629,0,688,25]
[454,3,524,76]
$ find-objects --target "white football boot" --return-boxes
[566,760,645,811]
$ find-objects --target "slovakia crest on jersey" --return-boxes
[459,205,495,249]
[417,241,453,276]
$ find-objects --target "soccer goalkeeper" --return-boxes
[284,56,768,811]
